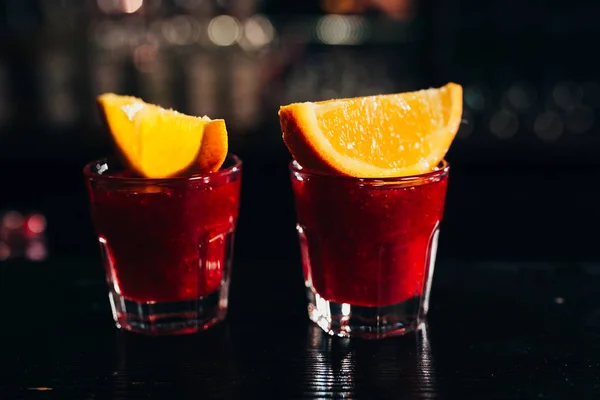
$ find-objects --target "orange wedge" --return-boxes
[97,93,228,178]
[279,83,463,178]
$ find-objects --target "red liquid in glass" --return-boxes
[292,170,448,307]
[88,169,241,303]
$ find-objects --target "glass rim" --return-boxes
[289,159,450,184]
[84,153,242,183]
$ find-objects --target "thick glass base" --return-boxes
[108,286,228,335]
[307,286,423,339]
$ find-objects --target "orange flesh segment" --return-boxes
[97,93,228,179]
[279,83,463,178]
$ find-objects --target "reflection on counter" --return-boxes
[305,323,436,399]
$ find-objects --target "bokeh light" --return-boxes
[122,0,144,13]
[208,15,241,47]
[534,111,563,142]
[316,15,368,45]
[242,15,275,50]
[489,110,519,139]
[98,0,144,14]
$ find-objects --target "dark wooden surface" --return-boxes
[1,257,600,399]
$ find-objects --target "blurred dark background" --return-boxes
[1,0,600,266]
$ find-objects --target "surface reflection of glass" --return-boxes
[306,324,355,398]
[417,324,436,394]
[305,323,437,399]
[111,325,239,398]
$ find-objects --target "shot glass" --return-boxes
[290,160,449,339]
[84,154,242,335]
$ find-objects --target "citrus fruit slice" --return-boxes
[279,83,463,178]
[97,93,228,178]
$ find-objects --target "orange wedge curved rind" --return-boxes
[97,93,228,179]
[197,117,228,173]
[279,83,463,178]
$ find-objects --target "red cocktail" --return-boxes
[290,160,449,338]
[84,154,242,335]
